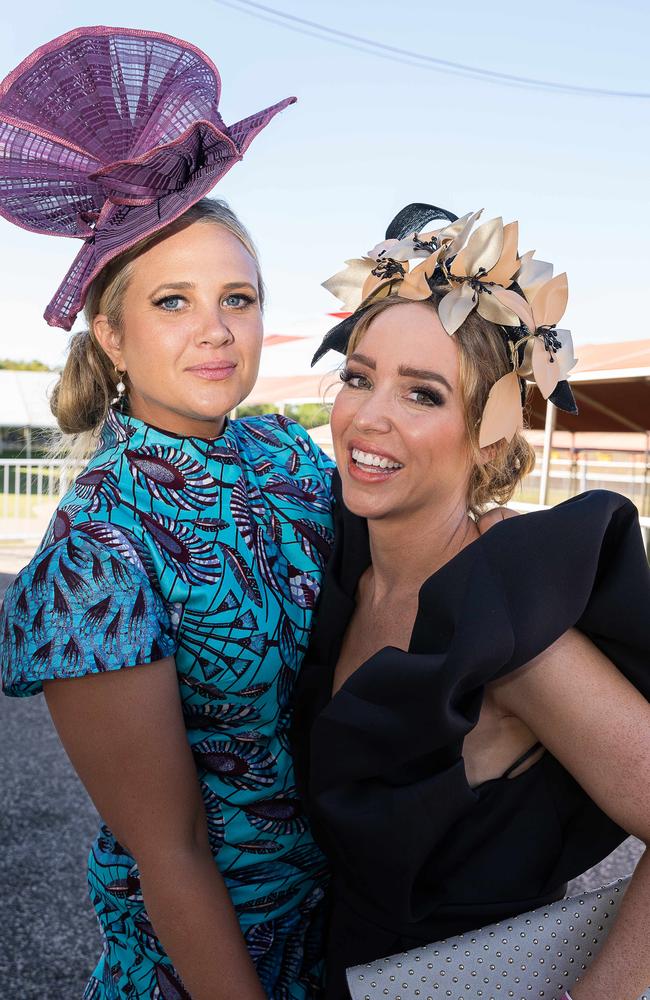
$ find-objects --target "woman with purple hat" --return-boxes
[0,26,334,999]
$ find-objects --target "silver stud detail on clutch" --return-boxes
[346,877,649,1000]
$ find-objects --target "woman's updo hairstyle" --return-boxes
[346,295,536,515]
[50,198,263,456]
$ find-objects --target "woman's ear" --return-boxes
[93,315,124,370]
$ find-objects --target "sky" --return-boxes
[0,0,649,371]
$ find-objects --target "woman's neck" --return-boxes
[364,496,478,604]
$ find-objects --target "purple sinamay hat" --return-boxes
[0,25,296,330]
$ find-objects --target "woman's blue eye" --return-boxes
[223,293,253,308]
[155,295,185,311]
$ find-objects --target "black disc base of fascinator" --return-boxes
[385,203,458,241]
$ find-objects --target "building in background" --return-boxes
[0,335,648,550]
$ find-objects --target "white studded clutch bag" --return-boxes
[346,876,650,1000]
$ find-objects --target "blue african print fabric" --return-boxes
[0,408,335,999]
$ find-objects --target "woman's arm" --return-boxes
[492,629,650,1000]
[44,657,266,1000]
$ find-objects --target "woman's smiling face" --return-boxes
[330,300,474,522]
[93,221,264,438]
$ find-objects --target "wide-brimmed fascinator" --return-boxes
[0,25,296,330]
[314,203,578,448]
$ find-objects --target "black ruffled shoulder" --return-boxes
[292,477,650,968]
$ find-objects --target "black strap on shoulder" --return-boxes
[501,741,544,780]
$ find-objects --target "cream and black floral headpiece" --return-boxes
[313,203,577,447]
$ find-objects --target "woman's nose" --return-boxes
[352,390,392,433]
[196,308,234,347]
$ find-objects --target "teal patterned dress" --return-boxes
[0,407,335,1000]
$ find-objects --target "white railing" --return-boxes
[0,456,649,550]
[526,454,650,520]
[0,459,86,541]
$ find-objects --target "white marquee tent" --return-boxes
[0,370,58,430]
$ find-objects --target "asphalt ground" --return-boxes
[0,573,645,1000]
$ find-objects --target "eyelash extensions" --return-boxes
[339,367,444,407]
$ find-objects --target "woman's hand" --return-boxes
[44,658,267,1000]
[476,506,519,534]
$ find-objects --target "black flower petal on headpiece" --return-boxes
[548,380,579,415]
[311,305,373,366]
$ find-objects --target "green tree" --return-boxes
[236,402,331,429]
[0,358,54,371]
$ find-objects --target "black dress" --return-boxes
[292,476,650,1000]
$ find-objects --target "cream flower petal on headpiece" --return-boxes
[322,258,377,311]
[481,221,520,287]
[530,272,569,329]
[531,339,558,398]
[516,251,554,303]
[435,209,484,256]
[450,216,505,278]
[397,249,444,301]
[366,238,404,261]
[551,328,576,379]
[414,209,484,260]
[478,371,524,448]
[526,273,574,398]
[368,235,426,263]
[361,268,408,302]
[438,281,477,335]
[439,220,522,328]
[480,284,535,330]
[476,287,522,327]
[531,327,577,398]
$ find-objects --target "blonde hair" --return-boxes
[346,295,535,515]
[50,199,264,459]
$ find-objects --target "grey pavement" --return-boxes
[0,574,645,1000]
[1,690,100,1000]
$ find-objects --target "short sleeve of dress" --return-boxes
[1,530,177,698]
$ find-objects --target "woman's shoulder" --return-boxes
[483,489,640,544]
[321,487,650,699]
[466,490,646,621]
[409,489,650,675]
[233,413,334,484]
[1,524,175,698]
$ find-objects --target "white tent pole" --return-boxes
[641,431,650,517]
[538,399,556,506]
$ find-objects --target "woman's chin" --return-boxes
[341,479,400,521]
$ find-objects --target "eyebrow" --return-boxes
[399,365,453,393]
[149,280,257,297]
[222,281,258,292]
[150,281,195,297]
[348,353,453,393]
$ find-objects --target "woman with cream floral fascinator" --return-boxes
[293,202,650,1000]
